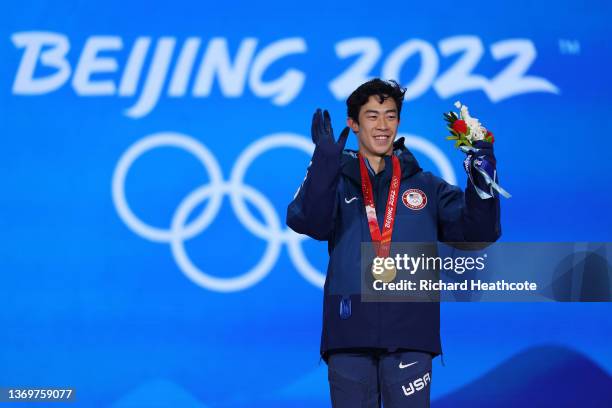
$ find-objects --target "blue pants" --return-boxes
[327,349,432,408]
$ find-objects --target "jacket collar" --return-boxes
[341,137,422,185]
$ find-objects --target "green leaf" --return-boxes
[446,136,459,140]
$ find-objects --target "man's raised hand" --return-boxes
[311,109,350,153]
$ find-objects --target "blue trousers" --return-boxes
[327,349,432,408]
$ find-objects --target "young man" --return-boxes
[286,79,501,407]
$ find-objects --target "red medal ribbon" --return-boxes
[358,153,401,258]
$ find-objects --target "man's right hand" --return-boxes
[311,108,350,154]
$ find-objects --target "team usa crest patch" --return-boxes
[402,189,427,210]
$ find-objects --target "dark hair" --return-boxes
[346,79,407,124]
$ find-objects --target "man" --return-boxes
[286,79,501,407]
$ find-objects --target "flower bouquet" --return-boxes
[444,101,494,147]
[444,101,511,199]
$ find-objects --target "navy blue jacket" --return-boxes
[286,137,501,361]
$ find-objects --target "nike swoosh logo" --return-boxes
[399,361,418,369]
[345,196,358,204]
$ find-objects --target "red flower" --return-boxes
[486,130,495,143]
[452,119,467,134]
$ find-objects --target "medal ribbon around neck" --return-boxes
[358,153,401,258]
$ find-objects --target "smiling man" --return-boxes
[286,79,501,407]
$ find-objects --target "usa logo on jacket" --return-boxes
[402,189,427,210]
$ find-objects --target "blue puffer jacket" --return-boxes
[286,137,501,361]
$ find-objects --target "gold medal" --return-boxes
[371,257,397,283]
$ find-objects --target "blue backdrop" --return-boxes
[2,0,611,406]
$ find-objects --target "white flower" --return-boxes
[456,102,486,142]
[472,125,486,141]
[460,105,470,121]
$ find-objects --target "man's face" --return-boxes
[348,95,399,157]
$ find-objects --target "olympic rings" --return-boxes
[112,131,456,292]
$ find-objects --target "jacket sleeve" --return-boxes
[436,175,501,244]
[286,146,342,241]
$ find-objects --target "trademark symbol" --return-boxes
[559,39,581,55]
